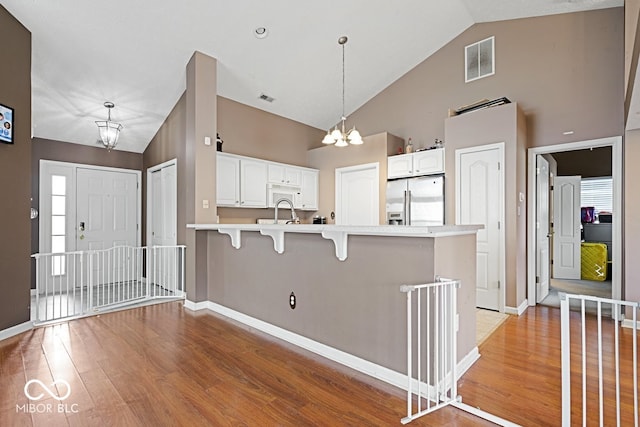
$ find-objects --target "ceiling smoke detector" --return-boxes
[254,27,268,39]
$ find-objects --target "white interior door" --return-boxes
[150,163,177,288]
[536,155,550,303]
[335,163,379,225]
[151,164,177,247]
[553,176,581,279]
[456,145,503,311]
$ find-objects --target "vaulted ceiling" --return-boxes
[2,0,624,153]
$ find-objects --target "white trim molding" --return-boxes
[183,299,209,311]
[201,301,479,392]
[0,321,34,341]
[505,299,529,316]
[527,136,623,307]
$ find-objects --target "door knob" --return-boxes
[79,222,85,231]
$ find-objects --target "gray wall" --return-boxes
[206,231,477,372]
[0,5,31,330]
[347,8,623,151]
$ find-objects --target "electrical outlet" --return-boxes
[289,292,296,309]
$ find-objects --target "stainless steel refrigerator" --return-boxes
[386,175,444,226]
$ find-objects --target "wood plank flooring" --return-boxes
[0,301,636,426]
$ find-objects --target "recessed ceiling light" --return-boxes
[254,27,268,39]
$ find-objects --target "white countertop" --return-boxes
[187,223,482,237]
[187,223,482,261]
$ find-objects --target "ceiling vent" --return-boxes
[259,93,275,103]
[465,36,495,83]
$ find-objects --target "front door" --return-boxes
[553,176,581,280]
[536,155,550,303]
[76,168,138,283]
[456,145,503,311]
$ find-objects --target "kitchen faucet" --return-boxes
[274,198,299,224]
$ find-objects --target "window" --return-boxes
[581,177,612,214]
[51,175,66,275]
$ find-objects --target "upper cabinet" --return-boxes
[268,164,302,186]
[217,152,318,211]
[387,148,444,179]
[216,153,267,208]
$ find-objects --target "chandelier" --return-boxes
[95,101,123,151]
[322,36,362,147]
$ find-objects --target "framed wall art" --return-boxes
[0,103,14,144]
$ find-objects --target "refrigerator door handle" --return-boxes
[405,190,412,225]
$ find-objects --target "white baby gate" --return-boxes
[32,245,186,324]
[400,278,460,424]
[560,293,639,426]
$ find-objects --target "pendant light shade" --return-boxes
[95,101,123,151]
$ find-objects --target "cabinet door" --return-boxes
[268,163,286,184]
[413,149,444,175]
[284,168,302,186]
[240,159,268,207]
[297,170,319,210]
[388,154,413,179]
[216,154,240,206]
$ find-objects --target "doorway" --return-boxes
[455,143,505,312]
[335,162,379,225]
[527,137,622,307]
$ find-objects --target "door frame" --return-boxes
[455,142,506,313]
[527,136,622,305]
[335,162,380,226]
[39,160,142,255]
[146,158,178,247]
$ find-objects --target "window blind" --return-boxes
[580,177,613,213]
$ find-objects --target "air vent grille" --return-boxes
[465,36,495,83]
[259,93,275,103]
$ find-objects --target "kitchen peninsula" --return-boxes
[186,223,481,387]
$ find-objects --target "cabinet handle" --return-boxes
[416,169,420,172]
[240,201,244,204]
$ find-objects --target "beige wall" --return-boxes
[307,132,403,224]
[347,8,623,151]
[624,130,640,303]
[0,5,31,330]
[217,96,325,166]
[444,103,527,309]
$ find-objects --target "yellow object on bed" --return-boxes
[581,242,608,281]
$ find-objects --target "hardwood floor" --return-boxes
[0,302,636,426]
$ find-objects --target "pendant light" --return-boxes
[95,101,123,151]
[322,36,363,147]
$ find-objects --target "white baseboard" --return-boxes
[204,301,479,393]
[0,321,34,341]
[30,289,36,297]
[622,318,638,329]
[183,299,209,311]
[505,299,528,316]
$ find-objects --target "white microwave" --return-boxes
[267,183,301,208]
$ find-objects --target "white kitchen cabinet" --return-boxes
[216,153,240,206]
[239,159,268,207]
[387,148,444,179]
[268,163,302,186]
[216,153,267,208]
[413,149,444,176]
[387,154,414,179]
[296,169,319,210]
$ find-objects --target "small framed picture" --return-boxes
[0,103,14,144]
